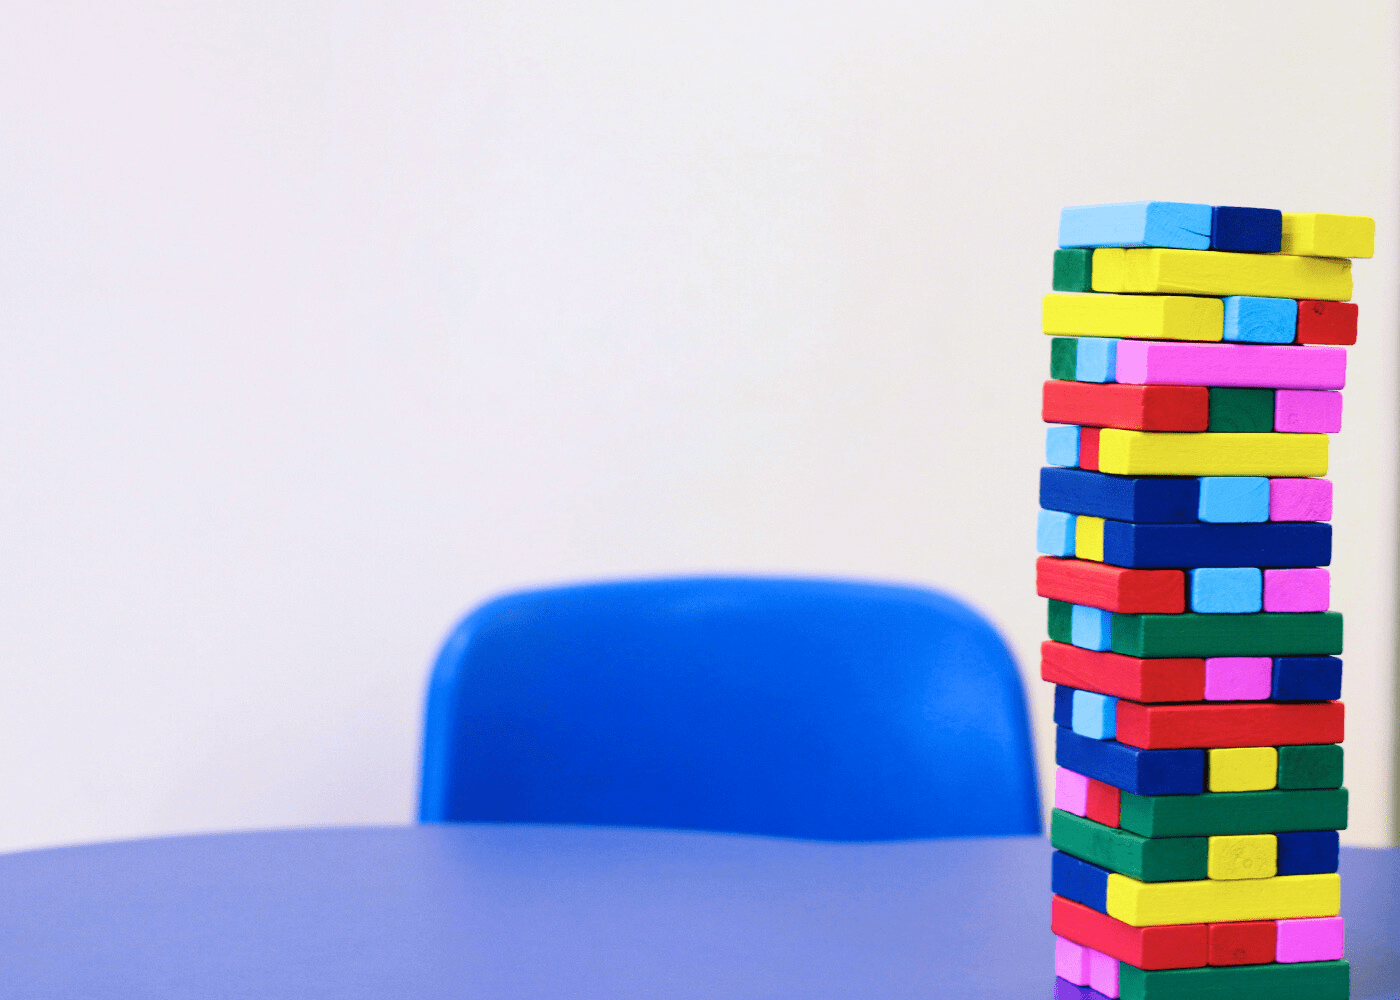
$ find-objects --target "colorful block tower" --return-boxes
[1037,202,1373,1000]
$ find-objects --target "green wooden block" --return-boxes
[1119,788,1348,838]
[1051,338,1079,381]
[1208,387,1275,432]
[1119,959,1348,1000]
[1110,611,1343,658]
[1048,599,1073,644]
[1053,248,1096,293]
[1278,744,1344,790]
[1050,809,1207,882]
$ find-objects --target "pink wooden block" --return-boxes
[1270,478,1332,521]
[1204,657,1272,700]
[1055,936,1092,985]
[1263,568,1330,612]
[1088,949,1120,999]
[1055,767,1090,816]
[1275,390,1343,433]
[1276,916,1345,962]
[1114,341,1346,390]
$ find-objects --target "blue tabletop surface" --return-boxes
[0,825,1395,999]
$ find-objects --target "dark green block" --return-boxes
[1053,249,1096,293]
[1111,611,1343,657]
[1051,338,1079,381]
[1278,744,1344,790]
[1208,387,1275,432]
[1119,959,1348,1000]
[1048,599,1072,644]
[1119,788,1348,837]
[1050,809,1207,882]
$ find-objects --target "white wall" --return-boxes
[0,1,1394,852]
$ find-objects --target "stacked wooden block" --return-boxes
[1036,202,1373,1000]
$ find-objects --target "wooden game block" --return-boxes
[1117,960,1349,1000]
[1115,341,1347,390]
[1056,935,1094,985]
[1049,599,1074,643]
[1092,247,1353,301]
[1204,657,1272,700]
[1211,206,1283,253]
[1043,381,1210,432]
[1276,744,1344,790]
[1263,568,1330,613]
[1075,517,1106,562]
[1057,766,1092,815]
[1073,690,1118,739]
[1270,479,1332,522]
[1042,293,1224,342]
[1189,567,1262,614]
[1076,339,1119,383]
[1040,468,1199,523]
[1280,212,1374,258]
[1275,916,1345,962]
[1039,510,1079,557]
[1060,202,1212,249]
[1053,809,1208,883]
[1055,685,1076,726]
[1105,871,1340,926]
[1274,390,1342,434]
[1223,295,1296,342]
[1208,920,1277,965]
[1041,641,1206,703]
[1079,428,1101,470]
[1097,430,1328,478]
[1057,727,1204,795]
[1295,301,1357,346]
[1055,250,1097,292]
[1100,521,1332,570]
[1208,388,1275,433]
[1053,977,1106,1000]
[1118,788,1348,838]
[1273,657,1343,702]
[1048,425,1082,467]
[1208,834,1277,880]
[1053,338,1080,380]
[1110,611,1343,658]
[1072,605,1114,651]
[1037,557,1186,614]
[1054,850,1111,912]
[1086,778,1120,828]
[1276,831,1339,876]
[1052,895,1208,971]
[1115,701,1344,750]
[1208,748,1279,792]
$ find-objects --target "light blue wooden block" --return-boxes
[1038,509,1078,556]
[1070,604,1113,651]
[1071,689,1118,740]
[1075,338,1118,383]
[1189,567,1263,613]
[1222,296,1298,343]
[1197,477,1270,523]
[1046,425,1081,467]
[1058,201,1212,250]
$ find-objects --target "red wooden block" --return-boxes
[1208,921,1278,966]
[1040,641,1206,703]
[1115,700,1345,750]
[1042,380,1211,432]
[1037,556,1185,614]
[1052,895,1208,970]
[1085,779,1120,828]
[1295,300,1358,346]
[1079,428,1101,471]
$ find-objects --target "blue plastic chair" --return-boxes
[419,576,1039,840]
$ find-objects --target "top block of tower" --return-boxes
[1060,202,1212,250]
[1281,213,1375,259]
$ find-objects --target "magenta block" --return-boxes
[1276,916,1345,962]
[1264,568,1330,612]
[1055,767,1090,816]
[1275,390,1343,433]
[1056,936,1092,985]
[1204,657,1272,701]
[1270,478,1333,522]
[1088,949,1119,998]
[1115,341,1346,390]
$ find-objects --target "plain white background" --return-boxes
[0,1,1395,852]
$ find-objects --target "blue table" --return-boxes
[0,826,1395,998]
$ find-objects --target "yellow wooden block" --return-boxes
[1097,431,1328,478]
[1209,747,1278,792]
[1281,213,1375,259]
[1208,834,1277,881]
[1042,294,1223,342]
[1075,516,1105,562]
[1105,872,1339,927]
[1092,247,1352,301]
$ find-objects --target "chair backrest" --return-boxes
[419,576,1039,840]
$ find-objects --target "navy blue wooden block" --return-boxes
[1056,979,1112,1000]
[1101,522,1332,569]
[1056,726,1205,795]
[1039,468,1199,524]
[1210,206,1283,253]
[1273,656,1344,701]
[1052,850,1110,913]
[1275,830,1340,875]
[1055,685,1076,728]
